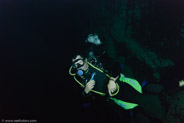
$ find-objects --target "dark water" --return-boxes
[0,0,184,122]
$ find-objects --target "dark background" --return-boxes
[0,0,184,122]
[0,0,77,122]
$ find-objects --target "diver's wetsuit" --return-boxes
[71,61,165,122]
[74,61,142,105]
[79,64,109,94]
[70,50,165,122]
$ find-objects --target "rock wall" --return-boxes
[76,0,184,82]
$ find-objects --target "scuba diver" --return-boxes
[69,34,150,121]
[70,34,122,98]
[69,34,184,123]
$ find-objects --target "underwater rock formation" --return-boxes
[81,0,184,82]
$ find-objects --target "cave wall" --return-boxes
[75,0,184,82]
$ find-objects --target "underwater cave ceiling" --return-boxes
[74,0,184,82]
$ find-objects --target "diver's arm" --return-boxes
[81,80,96,104]
[108,76,119,96]
[84,80,95,94]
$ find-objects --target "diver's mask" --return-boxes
[72,59,85,76]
